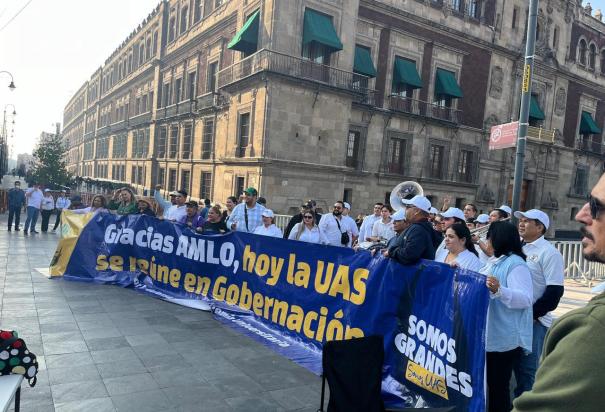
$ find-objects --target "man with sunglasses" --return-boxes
[511,209,564,399]
[513,178,605,412]
[319,201,352,247]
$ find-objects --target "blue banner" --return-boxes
[53,212,488,411]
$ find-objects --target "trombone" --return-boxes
[470,217,511,241]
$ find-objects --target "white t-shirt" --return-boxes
[253,224,283,238]
[319,213,350,247]
[342,215,359,247]
[359,214,381,242]
[166,205,187,222]
[288,223,328,244]
[26,188,43,209]
[436,249,482,273]
[372,219,396,242]
[522,236,565,328]
[41,196,55,211]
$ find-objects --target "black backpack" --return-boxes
[0,330,38,387]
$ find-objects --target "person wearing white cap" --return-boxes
[490,204,512,222]
[154,184,179,219]
[385,195,440,265]
[434,207,466,262]
[40,189,56,233]
[253,209,283,238]
[341,202,359,246]
[475,213,489,226]
[359,202,384,242]
[511,209,564,399]
[52,190,71,232]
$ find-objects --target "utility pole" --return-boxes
[512,0,539,215]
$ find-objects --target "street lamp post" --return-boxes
[1,104,17,177]
[0,71,16,91]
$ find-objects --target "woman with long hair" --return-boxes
[288,208,328,244]
[435,223,482,272]
[481,221,532,412]
[222,196,238,222]
[70,195,108,215]
[200,205,229,234]
[108,187,138,215]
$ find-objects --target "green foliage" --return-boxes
[29,134,72,187]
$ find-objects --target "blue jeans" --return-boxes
[24,206,39,232]
[513,320,548,398]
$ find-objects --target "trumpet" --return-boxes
[470,217,511,241]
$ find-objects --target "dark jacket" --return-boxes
[387,220,437,265]
[8,188,25,208]
[284,211,322,238]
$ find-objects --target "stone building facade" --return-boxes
[62,0,605,235]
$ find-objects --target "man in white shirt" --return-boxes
[164,190,188,222]
[52,190,71,232]
[40,189,56,233]
[319,201,352,247]
[512,209,564,399]
[227,187,266,233]
[341,202,359,247]
[24,183,43,235]
[358,203,383,242]
[154,185,178,218]
[253,209,283,238]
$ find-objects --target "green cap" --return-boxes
[244,187,258,196]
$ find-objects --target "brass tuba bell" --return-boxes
[389,181,424,211]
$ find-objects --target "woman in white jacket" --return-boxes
[288,209,328,245]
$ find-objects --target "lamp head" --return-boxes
[8,81,15,91]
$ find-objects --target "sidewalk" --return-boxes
[0,215,321,412]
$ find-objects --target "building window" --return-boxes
[142,95,148,113]
[174,77,182,103]
[180,6,189,34]
[552,27,559,49]
[579,39,587,65]
[201,118,215,159]
[200,172,212,199]
[146,38,151,60]
[181,123,192,159]
[452,0,462,12]
[157,167,166,187]
[457,150,475,183]
[343,188,352,205]
[162,82,171,107]
[95,137,109,159]
[589,43,597,70]
[138,166,144,185]
[152,31,158,55]
[157,126,167,158]
[187,72,196,100]
[601,50,605,74]
[168,169,177,191]
[112,134,127,158]
[512,7,518,29]
[429,144,446,179]
[468,0,480,19]
[139,42,145,66]
[345,130,361,168]
[236,113,250,157]
[207,62,218,93]
[302,42,330,65]
[168,16,176,42]
[168,125,179,159]
[570,207,579,220]
[194,0,202,22]
[387,137,407,174]
[572,166,588,196]
[235,176,245,197]
[181,170,191,192]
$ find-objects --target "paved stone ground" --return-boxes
[0,211,599,412]
[0,216,322,412]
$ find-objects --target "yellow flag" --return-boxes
[49,211,94,277]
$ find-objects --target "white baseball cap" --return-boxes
[261,209,275,218]
[514,209,550,229]
[392,209,406,221]
[429,207,439,215]
[343,202,351,210]
[496,205,512,216]
[476,214,489,224]
[401,195,432,213]
[440,207,465,221]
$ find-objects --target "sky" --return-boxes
[0,0,160,158]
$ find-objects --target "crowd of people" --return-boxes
[9,176,605,411]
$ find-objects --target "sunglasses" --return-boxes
[303,215,314,219]
[590,195,605,219]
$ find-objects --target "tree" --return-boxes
[29,133,71,187]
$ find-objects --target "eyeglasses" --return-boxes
[303,215,313,219]
[589,195,605,219]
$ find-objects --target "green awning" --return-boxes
[228,10,260,54]
[529,95,546,120]
[392,57,423,89]
[434,68,464,98]
[353,45,376,78]
[580,111,602,134]
[302,8,343,53]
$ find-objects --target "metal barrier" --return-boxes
[552,241,605,284]
[274,214,291,232]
